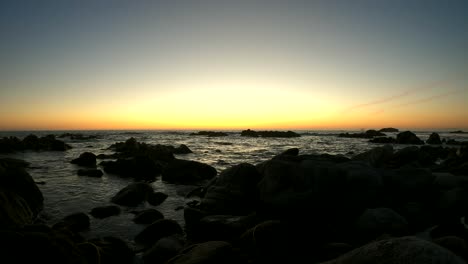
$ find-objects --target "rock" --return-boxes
[143,234,186,264]
[0,158,43,225]
[379,128,399,133]
[162,159,217,184]
[200,163,261,215]
[70,152,97,167]
[240,129,301,138]
[433,236,468,262]
[189,214,259,242]
[427,132,442,145]
[101,156,162,181]
[369,137,396,144]
[173,144,193,154]
[167,241,238,264]
[383,167,435,205]
[77,169,103,177]
[90,205,121,219]
[108,138,176,162]
[189,131,228,137]
[355,208,409,242]
[321,236,465,264]
[147,192,169,206]
[111,182,154,206]
[134,219,184,247]
[133,209,164,224]
[239,220,292,263]
[339,130,386,139]
[396,131,424,145]
[54,212,90,232]
[81,236,134,264]
[352,145,394,167]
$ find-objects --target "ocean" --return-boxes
[1,129,467,248]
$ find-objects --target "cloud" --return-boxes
[393,89,460,108]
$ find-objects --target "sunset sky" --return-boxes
[1,1,467,130]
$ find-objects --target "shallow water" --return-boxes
[1,129,467,247]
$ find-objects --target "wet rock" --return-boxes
[71,152,97,167]
[355,208,409,243]
[0,158,43,226]
[101,156,162,181]
[111,182,154,206]
[369,137,396,144]
[81,236,134,264]
[189,214,259,242]
[352,145,393,167]
[396,131,424,145]
[135,219,184,247]
[143,234,186,264]
[173,144,193,154]
[321,236,465,264]
[147,192,169,206]
[427,132,442,145]
[54,212,90,232]
[162,159,217,184]
[200,163,261,215]
[133,209,164,224]
[167,241,238,264]
[90,205,121,219]
[77,169,103,177]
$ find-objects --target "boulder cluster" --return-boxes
[0,134,71,153]
[2,136,468,263]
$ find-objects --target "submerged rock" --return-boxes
[90,205,121,219]
[71,152,97,167]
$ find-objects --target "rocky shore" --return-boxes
[1,133,468,263]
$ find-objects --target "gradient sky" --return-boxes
[1,1,467,130]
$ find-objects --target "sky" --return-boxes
[1,0,467,130]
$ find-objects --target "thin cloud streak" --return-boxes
[393,89,459,108]
[342,77,457,114]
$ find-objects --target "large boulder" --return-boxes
[135,219,184,247]
[71,152,97,167]
[167,241,238,264]
[0,158,43,227]
[321,236,465,264]
[396,131,424,145]
[355,207,409,243]
[111,182,154,206]
[200,163,262,215]
[143,234,186,264]
[101,156,162,181]
[352,145,394,167]
[427,132,442,145]
[133,209,164,224]
[162,159,217,184]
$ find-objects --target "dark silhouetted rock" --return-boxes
[379,127,399,132]
[0,158,43,227]
[369,137,396,144]
[90,205,121,219]
[162,159,217,184]
[450,130,468,134]
[190,131,228,137]
[433,236,468,262]
[111,182,154,206]
[339,130,386,139]
[77,169,103,177]
[148,192,169,206]
[355,207,409,242]
[190,214,259,242]
[167,241,237,264]
[143,234,186,264]
[200,163,261,215]
[54,212,90,232]
[321,236,465,264]
[1,135,71,152]
[71,152,97,167]
[101,156,162,181]
[135,219,184,247]
[82,236,134,264]
[241,129,301,138]
[133,209,164,224]
[352,145,394,167]
[173,144,193,154]
[427,132,442,145]
[396,131,424,145]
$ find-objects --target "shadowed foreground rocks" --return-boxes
[3,138,468,264]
